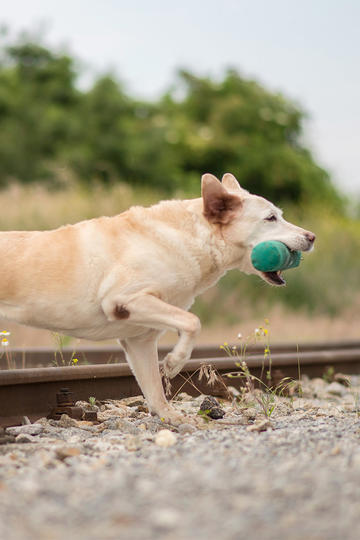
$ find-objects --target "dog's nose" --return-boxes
[305,231,316,243]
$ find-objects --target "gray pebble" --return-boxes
[7,424,44,436]
[178,423,197,434]
[326,381,348,397]
[15,433,36,444]
[1,383,360,540]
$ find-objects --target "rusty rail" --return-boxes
[1,344,360,427]
[1,339,360,369]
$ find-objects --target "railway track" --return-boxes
[1,341,360,427]
[2,339,360,369]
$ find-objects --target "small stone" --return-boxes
[58,414,80,428]
[173,392,193,401]
[7,424,44,436]
[121,396,145,407]
[292,398,306,409]
[108,436,124,445]
[82,410,98,422]
[97,408,127,421]
[155,429,177,447]
[124,435,142,451]
[128,399,145,407]
[334,373,351,386]
[116,419,140,435]
[55,447,81,460]
[199,396,225,419]
[151,508,180,528]
[36,417,51,426]
[311,377,327,388]
[246,419,272,432]
[136,405,149,413]
[15,433,35,444]
[227,386,241,398]
[242,408,257,420]
[178,423,196,434]
[0,428,15,445]
[326,382,347,397]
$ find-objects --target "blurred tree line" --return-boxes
[0,33,342,207]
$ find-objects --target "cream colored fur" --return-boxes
[0,173,315,424]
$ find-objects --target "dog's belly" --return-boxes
[49,323,153,341]
[0,300,158,341]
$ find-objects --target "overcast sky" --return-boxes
[1,0,359,194]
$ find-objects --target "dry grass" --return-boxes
[0,181,164,231]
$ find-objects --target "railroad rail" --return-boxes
[1,342,360,427]
[1,339,360,369]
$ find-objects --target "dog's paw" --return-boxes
[163,353,185,379]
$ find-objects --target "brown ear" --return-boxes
[202,173,242,225]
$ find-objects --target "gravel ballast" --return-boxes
[1,375,360,540]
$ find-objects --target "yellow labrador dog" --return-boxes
[0,173,315,424]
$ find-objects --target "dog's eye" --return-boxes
[265,215,277,222]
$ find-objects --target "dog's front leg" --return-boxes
[102,293,201,407]
[119,333,185,425]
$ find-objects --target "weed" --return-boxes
[323,366,335,383]
[51,332,79,367]
[88,396,96,408]
[0,330,15,369]
[197,409,211,422]
[223,320,300,418]
[353,392,360,416]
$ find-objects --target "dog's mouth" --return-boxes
[261,270,286,286]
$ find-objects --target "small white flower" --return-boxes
[0,330,10,336]
[255,327,266,338]
[1,338,9,347]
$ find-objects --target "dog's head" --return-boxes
[202,173,315,286]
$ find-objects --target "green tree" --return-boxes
[159,69,341,205]
[0,35,342,208]
[0,37,79,185]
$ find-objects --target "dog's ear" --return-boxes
[221,173,248,194]
[202,173,242,225]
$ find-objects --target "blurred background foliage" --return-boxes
[0,33,358,328]
[0,34,342,205]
